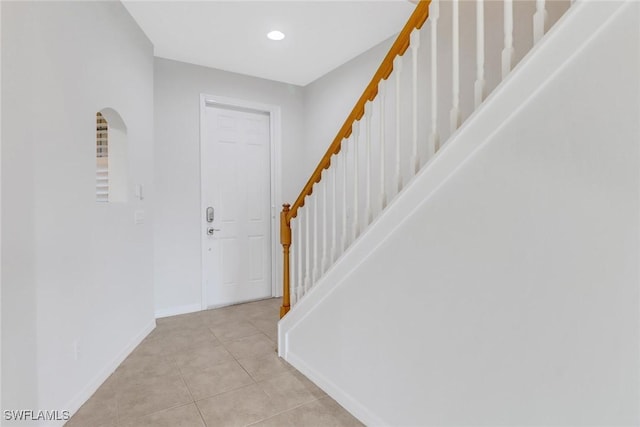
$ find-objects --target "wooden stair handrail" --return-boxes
[286,0,431,222]
[280,1,431,318]
[280,204,292,318]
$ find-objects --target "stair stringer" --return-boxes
[278,1,634,425]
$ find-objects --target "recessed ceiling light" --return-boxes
[267,30,285,41]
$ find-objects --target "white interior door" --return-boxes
[202,105,272,308]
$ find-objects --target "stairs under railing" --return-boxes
[279,0,574,318]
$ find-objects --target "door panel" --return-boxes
[203,105,272,307]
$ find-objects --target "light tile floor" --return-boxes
[66,298,362,427]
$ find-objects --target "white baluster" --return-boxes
[450,0,461,134]
[303,204,311,294]
[331,160,337,263]
[379,80,387,210]
[365,105,373,225]
[475,0,486,109]
[411,29,421,174]
[394,55,403,193]
[297,215,303,301]
[430,0,440,154]
[352,123,360,241]
[502,0,514,80]
[312,186,319,285]
[290,219,297,307]
[533,0,547,45]
[341,138,349,253]
[321,176,329,274]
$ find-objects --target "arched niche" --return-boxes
[96,108,128,203]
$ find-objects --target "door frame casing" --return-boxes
[199,94,282,309]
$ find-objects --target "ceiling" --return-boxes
[122,1,415,86]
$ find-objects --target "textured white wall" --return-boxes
[280,1,640,425]
[153,58,305,316]
[1,1,155,424]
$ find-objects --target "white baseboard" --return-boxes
[285,351,387,426]
[58,319,156,427]
[154,303,202,319]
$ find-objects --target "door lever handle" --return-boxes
[207,227,220,236]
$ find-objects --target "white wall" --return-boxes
[0,0,3,414]
[302,38,394,175]
[154,58,305,316]
[1,2,155,424]
[280,1,640,425]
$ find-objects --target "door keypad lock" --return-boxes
[206,207,214,223]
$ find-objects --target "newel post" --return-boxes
[280,204,292,318]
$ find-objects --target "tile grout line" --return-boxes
[192,398,210,427]
[196,303,289,426]
[119,402,197,427]
[69,300,307,427]
[244,395,324,427]
[195,304,275,426]
[119,320,222,425]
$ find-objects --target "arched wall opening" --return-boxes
[96,108,128,203]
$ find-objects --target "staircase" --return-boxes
[279,0,574,318]
[278,0,640,425]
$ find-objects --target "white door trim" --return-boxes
[199,94,282,310]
